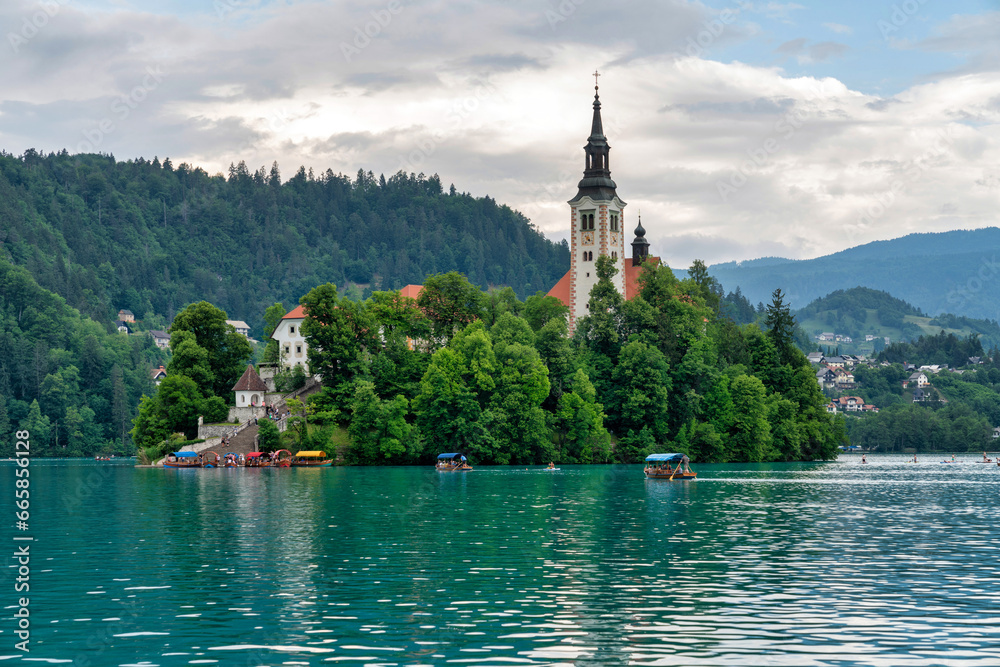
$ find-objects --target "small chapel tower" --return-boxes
[568,75,627,327]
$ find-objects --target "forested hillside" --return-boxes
[0,257,166,457]
[0,150,569,335]
[795,287,1000,353]
[709,229,1000,320]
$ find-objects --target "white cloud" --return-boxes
[823,22,853,35]
[0,0,997,271]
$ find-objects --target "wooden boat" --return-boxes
[290,450,333,467]
[274,449,293,467]
[644,453,696,480]
[202,450,221,468]
[245,451,270,467]
[163,451,202,468]
[436,452,472,471]
[223,453,239,468]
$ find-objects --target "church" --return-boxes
[271,79,656,371]
[545,79,656,329]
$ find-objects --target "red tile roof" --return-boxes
[546,271,572,307]
[282,305,306,320]
[400,284,423,299]
[625,256,659,299]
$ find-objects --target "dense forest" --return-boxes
[0,257,166,457]
[0,150,569,336]
[133,258,846,465]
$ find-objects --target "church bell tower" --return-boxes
[568,74,626,327]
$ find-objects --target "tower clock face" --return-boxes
[582,232,594,245]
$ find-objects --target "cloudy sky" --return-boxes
[1,0,998,268]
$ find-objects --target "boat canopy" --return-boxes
[437,452,464,459]
[645,453,688,463]
[295,451,328,457]
[174,451,199,458]
[246,452,263,458]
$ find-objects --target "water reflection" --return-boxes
[3,458,1000,665]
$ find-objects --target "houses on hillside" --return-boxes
[815,332,856,343]
[826,396,878,413]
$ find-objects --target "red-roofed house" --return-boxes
[271,304,309,372]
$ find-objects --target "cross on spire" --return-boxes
[593,69,600,89]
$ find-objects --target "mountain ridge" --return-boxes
[707,228,1000,320]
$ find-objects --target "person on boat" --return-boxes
[861,454,867,464]
[548,462,555,469]
[984,452,991,462]
[912,454,918,463]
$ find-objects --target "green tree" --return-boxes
[20,400,52,453]
[301,283,375,393]
[131,375,206,449]
[523,291,569,331]
[413,348,489,456]
[554,369,611,463]
[417,272,487,347]
[167,330,214,395]
[488,342,551,464]
[689,421,725,463]
[765,288,796,366]
[729,374,774,462]
[258,418,281,451]
[609,340,671,449]
[348,382,416,464]
[169,301,252,399]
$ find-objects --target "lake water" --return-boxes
[3,456,1000,666]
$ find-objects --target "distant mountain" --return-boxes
[0,150,570,335]
[708,229,1000,321]
[793,286,1000,352]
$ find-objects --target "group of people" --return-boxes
[245,451,285,467]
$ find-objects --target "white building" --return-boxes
[232,364,268,408]
[271,305,309,371]
[227,320,251,337]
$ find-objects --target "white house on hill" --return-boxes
[271,305,309,372]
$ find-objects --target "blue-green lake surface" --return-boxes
[3,456,1000,665]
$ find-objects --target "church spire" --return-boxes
[570,72,618,204]
[590,74,605,140]
[631,211,649,266]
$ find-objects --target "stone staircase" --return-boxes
[217,422,260,457]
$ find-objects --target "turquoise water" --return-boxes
[3,456,1000,665]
